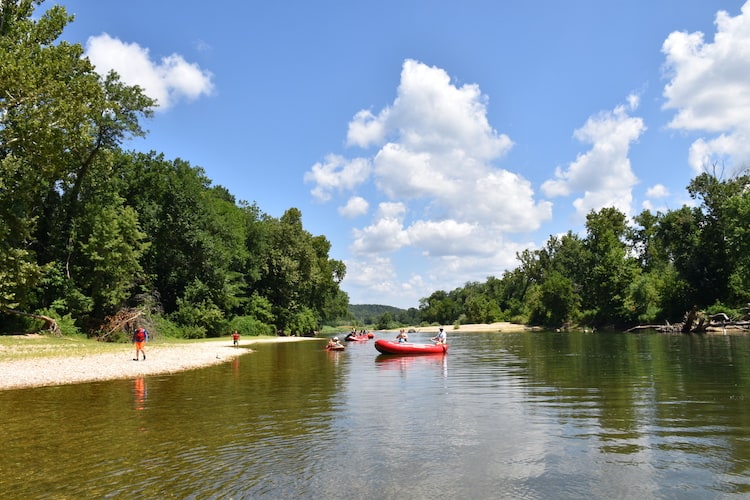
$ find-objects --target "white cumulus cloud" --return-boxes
[661,2,750,172]
[304,155,371,201]
[646,184,670,198]
[85,33,214,110]
[541,98,645,218]
[338,196,370,218]
[309,58,553,307]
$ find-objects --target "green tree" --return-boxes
[464,293,500,324]
[687,171,750,306]
[117,153,248,315]
[581,207,639,326]
[376,311,393,330]
[76,199,150,315]
[724,188,750,303]
[0,1,153,327]
[419,290,456,325]
[253,208,345,333]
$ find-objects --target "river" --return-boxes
[2,330,749,498]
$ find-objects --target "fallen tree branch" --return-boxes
[97,308,145,341]
[0,307,61,336]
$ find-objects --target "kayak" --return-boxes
[326,344,345,351]
[374,339,448,355]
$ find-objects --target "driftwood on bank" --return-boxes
[0,307,61,336]
[97,307,147,341]
[627,307,750,334]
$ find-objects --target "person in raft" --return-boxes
[232,330,240,347]
[132,326,148,361]
[396,329,408,343]
[431,327,447,345]
[327,337,343,349]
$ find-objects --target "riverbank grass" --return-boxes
[0,334,283,362]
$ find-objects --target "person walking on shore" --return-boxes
[132,327,148,361]
[232,330,240,347]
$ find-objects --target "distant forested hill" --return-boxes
[348,304,420,326]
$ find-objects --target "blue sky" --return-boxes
[54,0,750,308]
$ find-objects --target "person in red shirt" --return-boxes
[132,327,148,361]
[232,330,240,347]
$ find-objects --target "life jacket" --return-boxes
[134,328,146,342]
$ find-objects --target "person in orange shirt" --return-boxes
[132,327,148,361]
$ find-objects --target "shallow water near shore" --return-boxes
[2,330,750,498]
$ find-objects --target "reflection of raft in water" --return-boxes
[375,353,447,369]
[374,339,448,355]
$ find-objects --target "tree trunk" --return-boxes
[682,305,698,334]
[0,307,61,336]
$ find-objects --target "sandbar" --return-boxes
[0,336,317,391]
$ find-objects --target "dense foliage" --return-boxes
[3,2,748,337]
[417,171,750,329]
[0,1,347,337]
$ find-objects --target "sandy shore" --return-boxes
[0,336,317,391]
[384,322,534,333]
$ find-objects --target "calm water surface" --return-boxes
[2,330,750,499]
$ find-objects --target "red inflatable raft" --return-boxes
[374,339,448,355]
[345,334,370,342]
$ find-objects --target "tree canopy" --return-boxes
[0,1,347,337]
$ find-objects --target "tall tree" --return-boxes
[582,207,639,326]
[724,187,750,303]
[0,1,154,324]
[684,171,750,305]
[253,208,345,333]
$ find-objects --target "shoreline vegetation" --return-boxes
[1,322,526,391]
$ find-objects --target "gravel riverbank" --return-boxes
[0,336,317,391]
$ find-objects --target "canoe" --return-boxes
[374,339,448,355]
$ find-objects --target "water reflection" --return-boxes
[374,353,448,379]
[132,377,147,411]
[2,333,750,498]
